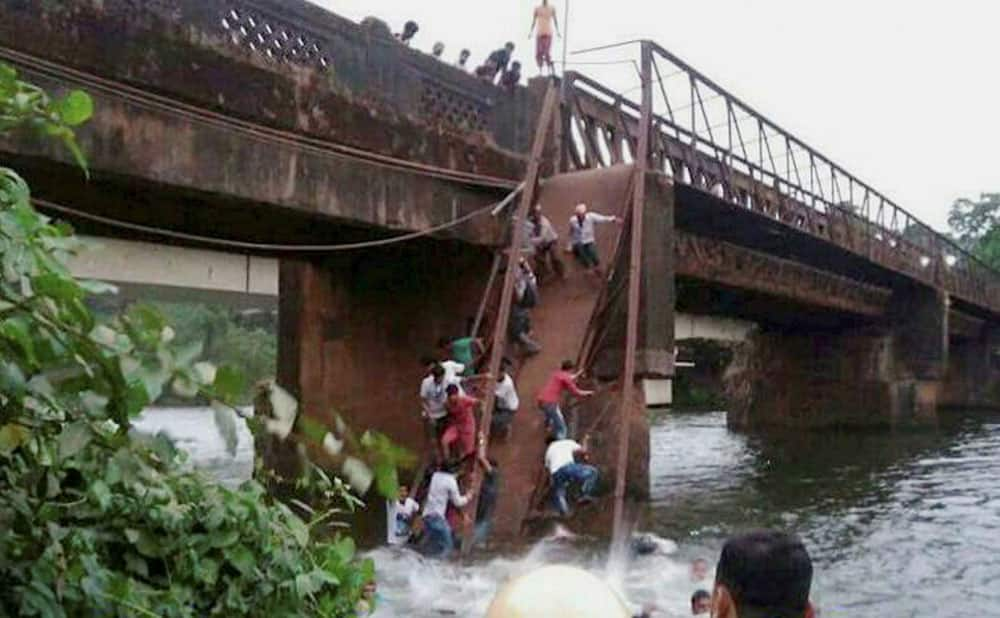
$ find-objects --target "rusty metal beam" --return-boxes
[611,41,653,541]
[460,84,559,556]
[675,232,892,317]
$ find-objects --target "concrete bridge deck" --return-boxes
[3,0,1000,545]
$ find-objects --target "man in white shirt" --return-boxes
[386,483,420,546]
[420,364,462,459]
[491,360,520,438]
[568,203,621,273]
[544,435,599,516]
[420,461,476,558]
[529,0,560,73]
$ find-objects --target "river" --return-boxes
[137,408,1000,617]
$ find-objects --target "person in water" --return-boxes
[691,557,710,582]
[711,530,816,618]
[420,459,476,559]
[386,484,420,547]
[691,589,711,615]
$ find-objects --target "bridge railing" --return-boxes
[560,41,1000,314]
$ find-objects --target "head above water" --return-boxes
[691,589,711,615]
[432,41,445,57]
[713,530,815,618]
[505,41,515,52]
[459,48,471,63]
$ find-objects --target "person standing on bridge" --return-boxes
[528,0,560,74]
[537,360,593,440]
[568,203,622,275]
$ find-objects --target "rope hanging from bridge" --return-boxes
[31,185,523,253]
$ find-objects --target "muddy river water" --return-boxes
[138,408,1000,617]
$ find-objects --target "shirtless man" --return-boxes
[529,0,560,74]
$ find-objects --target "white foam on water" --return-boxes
[366,532,704,618]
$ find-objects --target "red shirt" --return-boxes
[446,395,478,432]
[537,370,585,404]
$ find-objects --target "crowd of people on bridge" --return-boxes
[379,198,621,559]
[390,1,562,92]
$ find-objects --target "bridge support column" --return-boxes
[725,284,950,429]
[886,284,948,423]
[273,245,493,498]
[942,326,1000,409]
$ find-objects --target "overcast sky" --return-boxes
[311,0,998,232]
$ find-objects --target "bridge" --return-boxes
[3,0,999,544]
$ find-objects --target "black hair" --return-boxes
[431,364,445,378]
[691,589,710,608]
[445,384,459,395]
[561,359,575,371]
[437,337,451,349]
[511,61,521,69]
[505,41,515,49]
[440,458,461,474]
[420,354,437,367]
[715,531,812,618]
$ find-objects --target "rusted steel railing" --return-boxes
[460,84,559,556]
[560,42,1000,314]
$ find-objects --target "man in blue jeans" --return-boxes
[420,460,476,559]
[544,435,599,516]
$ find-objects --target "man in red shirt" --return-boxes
[442,384,479,461]
[536,360,594,440]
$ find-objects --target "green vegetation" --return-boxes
[0,64,397,617]
[126,301,277,406]
[948,193,1000,269]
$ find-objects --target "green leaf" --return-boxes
[224,545,255,576]
[57,420,92,460]
[0,423,31,455]
[90,479,112,510]
[123,380,151,418]
[54,90,93,126]
[212,365,246,402]
[211,401,239,457]
[31,272,83,301]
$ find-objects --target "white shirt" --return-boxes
[422,471,470,519]
[441,360,465,382]
[386,497,420,545]
[494,374,520,411]
[569,212,616,246]
[545,439,581,475]
[420,374,461,420]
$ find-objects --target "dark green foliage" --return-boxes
[0,64,390,617]
[948,193,1000,269]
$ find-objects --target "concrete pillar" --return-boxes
[942,326,1000,409]
[887,285,949,423]
[592,173,675,379]
[724,284,951,430]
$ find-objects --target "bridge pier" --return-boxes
[725,284,952,429]
[275,241,494,471]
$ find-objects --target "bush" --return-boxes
[0,63,389,617]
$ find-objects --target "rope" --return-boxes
[32,184,522,253]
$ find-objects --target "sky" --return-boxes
[312,0,999,232]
